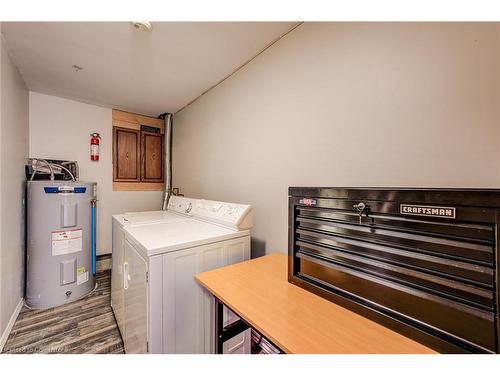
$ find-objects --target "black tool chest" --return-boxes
[288,187,500,353]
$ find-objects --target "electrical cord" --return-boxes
[29,159,55,181]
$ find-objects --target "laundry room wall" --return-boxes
[0,32,29,349]
[173,22,500,256]
[29,92,164,255]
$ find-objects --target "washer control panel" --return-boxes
[168,196,253,230]
[193,199,252,229]
[167,196,196,216]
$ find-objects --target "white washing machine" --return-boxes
[111,197,253,354]
[111,196,196,341]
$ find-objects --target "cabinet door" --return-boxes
[114,127,140,181]
[124,240,148,353]
[163,246,204,353]
[162,239,251,354]
[141,132,163,182]
[200,238,251,354]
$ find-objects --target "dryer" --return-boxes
[111,197,253,354]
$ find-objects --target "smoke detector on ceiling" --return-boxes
[132,21,152,32]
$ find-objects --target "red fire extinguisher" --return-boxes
[90,133,101,161]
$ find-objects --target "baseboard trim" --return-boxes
[0,298,23,353]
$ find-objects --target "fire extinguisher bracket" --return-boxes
[90,133,101,162]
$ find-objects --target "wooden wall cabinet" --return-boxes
[112,109,165,191]
[141,132,164,182]
[114,127,140,181]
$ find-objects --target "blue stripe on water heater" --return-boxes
[44,187,87,194]
[43,187,59,193]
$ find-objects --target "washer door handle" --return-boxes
[123,262,129,290]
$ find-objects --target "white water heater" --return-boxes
[26,181,97,309]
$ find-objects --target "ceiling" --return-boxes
[1,22,298,115]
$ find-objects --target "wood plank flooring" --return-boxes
[2,270,124,354]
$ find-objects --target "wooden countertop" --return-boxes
[196,253,436,354]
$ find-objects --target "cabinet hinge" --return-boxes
[146,341,149,352]
[146,271,149,283]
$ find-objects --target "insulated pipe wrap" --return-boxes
[162,113,173,210]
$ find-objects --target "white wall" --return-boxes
[173,23,500,256]
[29,92,164,255]
[0,33,29,347]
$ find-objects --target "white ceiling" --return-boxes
[1,22,297,115]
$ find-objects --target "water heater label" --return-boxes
[52,229,83,256]
[77,267,88,285]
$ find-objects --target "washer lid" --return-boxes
[124,219,248,256]
[122,210,188,225]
